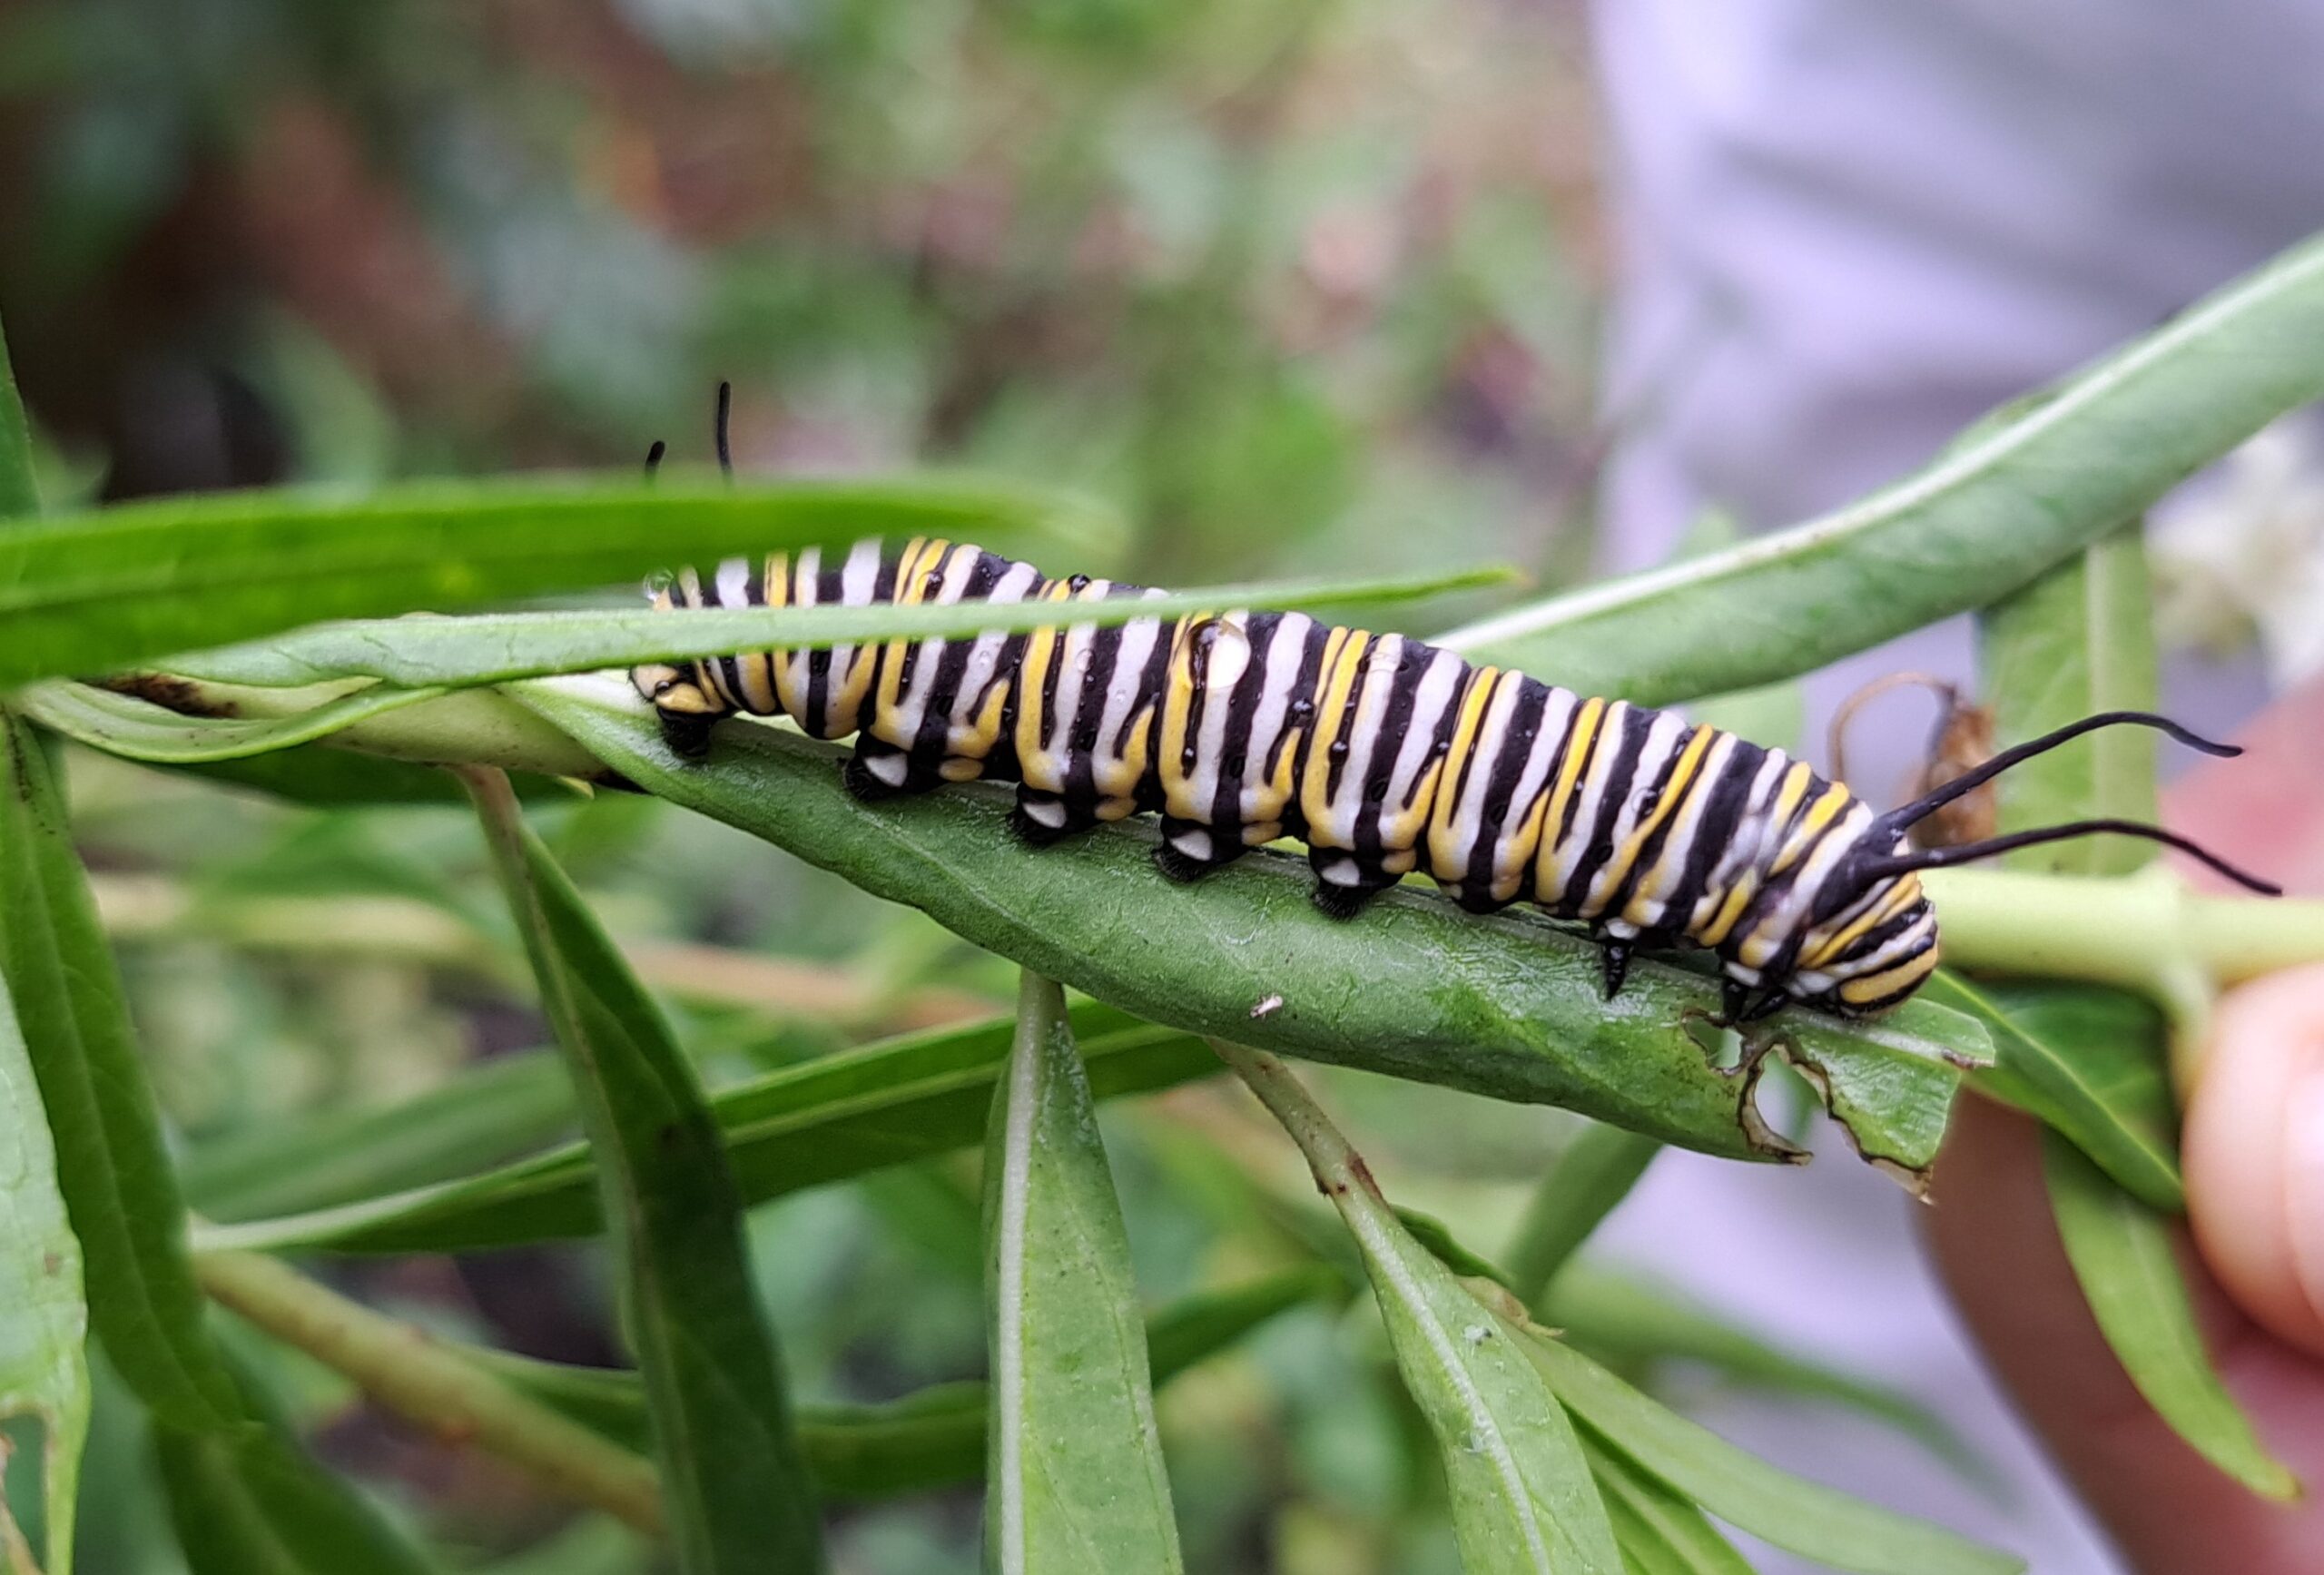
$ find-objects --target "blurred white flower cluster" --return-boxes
[2152,419,2324,688]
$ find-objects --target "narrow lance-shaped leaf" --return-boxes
[518,681,1989,1179]
[1503,1123,1662,1307]
[1543,1265,1984,1484]
[1216,1040,1624,1575]
[0,342,84,1553]
[1933,973,2181,1212]
[984,972,1183,1574]
[459,766,824,1574]
[0,476,1115,688]
[1981,532,2294,1493]
[15,681,448,764]
[29,678,605,785]
[0,714,245,1432]
[193,1009,1216,1254]
[164,565,1515,690]
[0,979,89,1575]
[15,565,1500,770]
[1979,528,2161,871]
[1582,1439,1752,1575]
[1441,229,2324,705]
[181,1049,576,1223]
[2042,1134,2298,1499]
[1517,1332,2023,1575]
[477,1265,1332,1503]
[162,743,579,808]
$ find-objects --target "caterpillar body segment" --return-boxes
[634,537,1955,1019]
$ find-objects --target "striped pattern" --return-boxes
[634,539,1941,1018]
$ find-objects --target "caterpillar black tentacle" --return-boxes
[634,536,2277,1019]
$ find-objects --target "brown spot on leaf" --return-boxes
[99,672,238,719]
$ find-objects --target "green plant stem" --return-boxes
[190,1248,665,1532]
[1923,865,2324,1092]
[88,871,991,1029]
[1923,867,2324,989]
[1208,1040,1378,1206]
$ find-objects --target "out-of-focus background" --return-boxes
[5,2,2322,1571]
[0,0,1604,581]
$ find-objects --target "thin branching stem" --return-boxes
[192,1248,665,1532]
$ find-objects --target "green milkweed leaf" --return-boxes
[1504,1124,1663,1305]
[1957,527,2183,1215]
[2042,1133,2298,1500]
[1518,1332,2022,1575]
[29,680,606,784]
[0,336,94,1570]
[517,681,1989,1181]
[462,767,824,1574]
[0,978,89,1575]
[1978,529,2162,872]
[1932,973,2181,1212]
[162,565,1516,690]
[1980,527,2291,1493]
[0,714,245,1432]
[1583,1439,1752,1575]
[982,972,1183,1574]
[1222,1043,1624,1575]
[1441,230,2324,706]
[192,1007,1216,1254]
[15,680,448,763]
[0,476,1118,688]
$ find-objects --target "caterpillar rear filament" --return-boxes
[633,402,2279,1022]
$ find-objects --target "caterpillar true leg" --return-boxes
[657,710,719,760]
[1600,940,1632,1001]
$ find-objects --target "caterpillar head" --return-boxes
[631,569,724,716]
[1781,709,2280,1018]
[631,660,723,714]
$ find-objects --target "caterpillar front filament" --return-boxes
[632,536,2279,1022]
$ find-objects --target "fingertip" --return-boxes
[2185,962,2324,1359]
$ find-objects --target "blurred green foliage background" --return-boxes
[0,0,1604,580]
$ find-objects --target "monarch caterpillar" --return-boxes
[632,391,2280,1023]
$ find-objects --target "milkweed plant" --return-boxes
[3,231,2324,1575]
